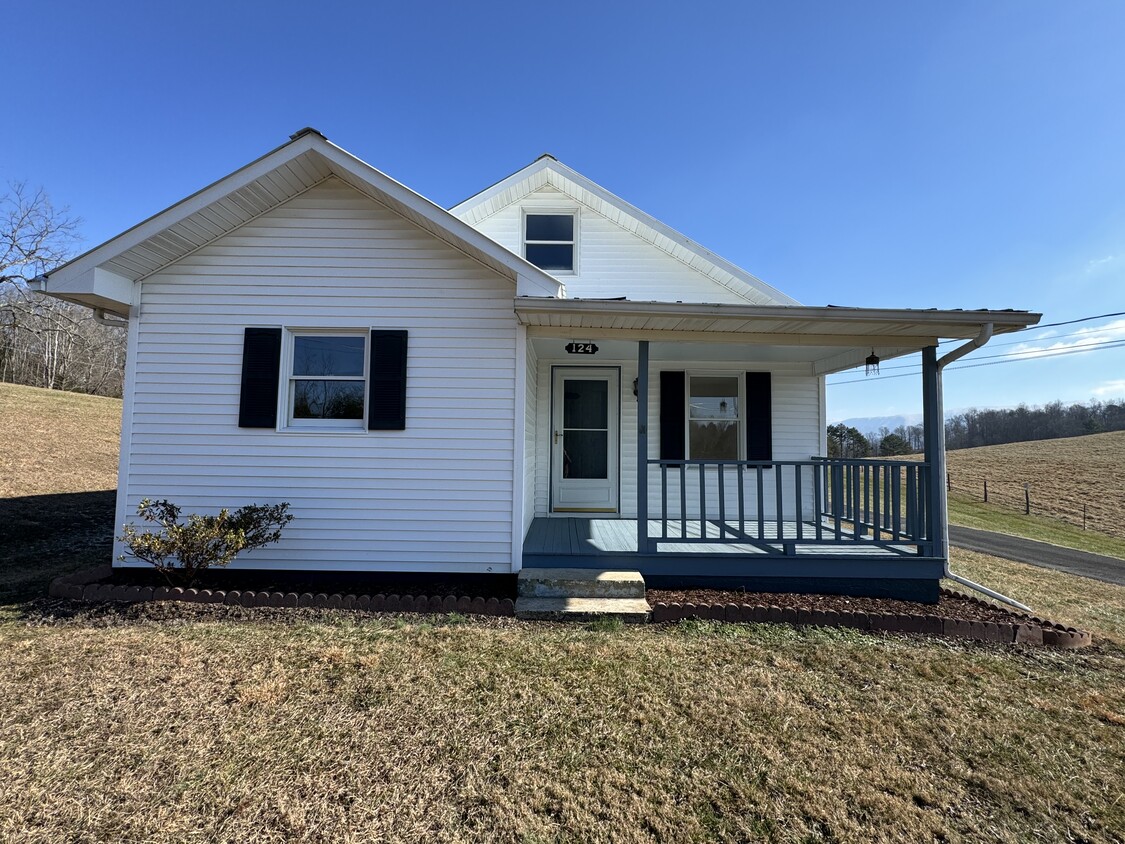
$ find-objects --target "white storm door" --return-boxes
[550,367,619,513]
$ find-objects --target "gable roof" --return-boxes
[450,155,800,307]
[37,129,564,315]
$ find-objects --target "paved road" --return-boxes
[949,525,1125,586]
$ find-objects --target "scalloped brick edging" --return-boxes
[47,567,515,617]
[648,587,1092,648]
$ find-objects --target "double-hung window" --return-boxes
[287,332,368,429]
[524,213,576,272]
[687,374,741,459]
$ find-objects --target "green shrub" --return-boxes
[119,499,293,587]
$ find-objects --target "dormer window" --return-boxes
[524,213,575,272]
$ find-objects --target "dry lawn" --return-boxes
[946,431,1125,540]
[1,598,1123,844]
[0,382,120,498]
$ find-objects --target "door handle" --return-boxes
[554,430,560,444]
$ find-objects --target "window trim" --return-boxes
[522,208,579,275]
[685,371,744,460]
[278,328,369,433]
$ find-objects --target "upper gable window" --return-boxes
[524,213,575,273]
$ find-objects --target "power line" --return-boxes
[935,310,1125,346]
[830,339,1125,385]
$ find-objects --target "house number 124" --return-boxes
[565,342,599,355]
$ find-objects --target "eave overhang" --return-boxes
[38,130,564,317]
[514,298,1042,374]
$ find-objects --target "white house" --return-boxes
[37,129,1039,601]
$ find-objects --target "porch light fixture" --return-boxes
[632,378,638,397]
[865,348,880,376]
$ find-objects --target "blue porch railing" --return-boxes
[649,457,933,555]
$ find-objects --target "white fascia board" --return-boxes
[453,157,801,306]
[45,132,328,288]
[514,298,1041,331]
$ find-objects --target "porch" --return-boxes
[514,299,1040,598]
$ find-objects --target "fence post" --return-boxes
[983,479,988,503]
[1083,504,1087,531]
[1024,483,1030,515]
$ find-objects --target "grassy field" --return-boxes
[1,382,1124,842]
[946,430,1125,544]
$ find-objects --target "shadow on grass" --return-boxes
[0,490,116,603]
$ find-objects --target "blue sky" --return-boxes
[5,0,1124,422]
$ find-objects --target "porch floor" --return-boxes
[524,517,919,558]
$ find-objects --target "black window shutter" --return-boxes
[238,327,282,428]
[659,371,686,461]
[368,330,408,430]
[745,371,772,461]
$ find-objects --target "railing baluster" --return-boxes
[872,462,881,544]
[717,463,727,540]
[661,463,668,541]
[795,464,804,540]
[832,463,843,539]
[905,465,916,539]
[852,462,862,541]
[891,466,901,540]
[863,464,871,536]
[813,462,823,541]
[756,465,765,540]
[699,461,707,540]
[679,463,687,540]
[775,463,784,540]
[737,463,745,539]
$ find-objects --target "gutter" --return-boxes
[934,323,1033,613]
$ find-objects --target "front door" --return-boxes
[551,367,619,513]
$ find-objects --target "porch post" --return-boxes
[922,345,946,561]
[637,340,650,554]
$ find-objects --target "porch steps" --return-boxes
[515,568,650,622]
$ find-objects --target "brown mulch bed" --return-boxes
[646,588,1022,625]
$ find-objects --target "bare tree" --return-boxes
[0,182,127,396]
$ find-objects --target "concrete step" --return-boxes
[514,596,652,622]
[517,567,646,599]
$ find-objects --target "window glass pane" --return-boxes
[525,214,573,242]
[563,379,608,429]
[525,243,574,271]
[292,380,365,419]
[690,376,739,420]
[563,431,608,479]
[689,420,739,459]
[293,335,365,377]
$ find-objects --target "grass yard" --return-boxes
[1,382,1124,842]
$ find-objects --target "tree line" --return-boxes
[1,183,126,397]
[829,398,1125,458]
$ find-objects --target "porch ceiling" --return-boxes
[516,298,1041,375]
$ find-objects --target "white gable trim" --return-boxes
[451,156,800,307]
[41,132,563,313]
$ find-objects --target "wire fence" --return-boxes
[946,472,1125,540]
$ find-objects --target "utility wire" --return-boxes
[832,339,1125,387]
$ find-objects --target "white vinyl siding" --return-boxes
[117,178,518,573]
[523,340,538,538]
[470,186,755,304]
[532,357,822,519]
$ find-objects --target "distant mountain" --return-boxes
[834,414,922,436]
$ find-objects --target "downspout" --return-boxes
[934,324,1032,613]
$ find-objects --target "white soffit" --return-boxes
[451,155,800,307]
[43,131,563,311]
